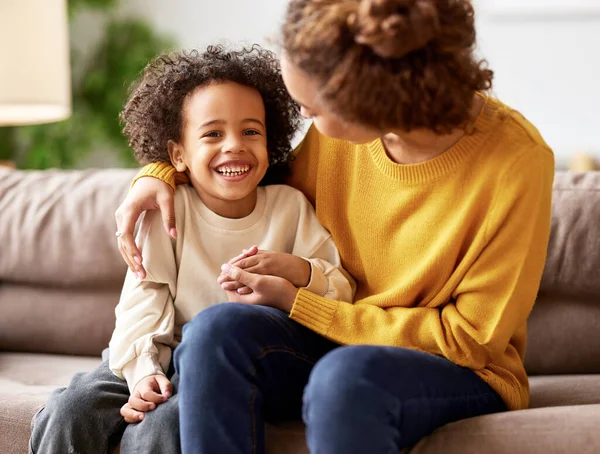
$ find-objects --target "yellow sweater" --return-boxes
[138,96,554,410]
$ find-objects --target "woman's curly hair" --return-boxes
[121,45,302,185]
[282,0,493,134]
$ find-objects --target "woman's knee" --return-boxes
[304,346,370,407]
[304,346,417,415]
[304,345,470,417]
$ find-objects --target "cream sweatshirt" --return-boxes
[109,184,354,392]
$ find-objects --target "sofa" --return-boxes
[1,167,599,454]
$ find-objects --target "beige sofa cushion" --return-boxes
[3,353,600,454]
[0,284,119,355]
[524,171,600,376]
[529,375,600,408]
[525,294,600,375]
[410,404,600,454]
[540,171,600,297]
[0,168,136,288]
[0,168,137,355]
[0,353,101,454]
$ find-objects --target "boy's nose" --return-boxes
[223,137,244,154]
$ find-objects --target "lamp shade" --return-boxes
[0,0,71,126]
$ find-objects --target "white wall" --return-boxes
[475,0,600,167]
[118,0,288,51]
[113,0,600,167]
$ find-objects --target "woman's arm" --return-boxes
[109,209,178,394]
[291,188,355,302]
[289,149,554,365]
[223,148,554,370]
[221,243,355,303]
[115,163,179,279]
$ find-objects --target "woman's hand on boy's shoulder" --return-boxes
[121,374,172,424]
[115,176,178,280]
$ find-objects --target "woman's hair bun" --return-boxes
[347,0,440,58]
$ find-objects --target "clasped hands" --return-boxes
[217,245,311,313]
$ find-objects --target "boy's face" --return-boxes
[169,82,269,218]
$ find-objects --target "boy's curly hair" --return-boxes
[121,45,302,184]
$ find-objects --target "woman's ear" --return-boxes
[168,140,187,172]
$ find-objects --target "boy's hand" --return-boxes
[217,246,260,295]
[120,374,172,424]
[220,246,311,288]
[220,264,298,312]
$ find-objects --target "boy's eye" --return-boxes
[243,129,260,136]
[203,131,221,138]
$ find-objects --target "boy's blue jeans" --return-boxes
[174,303,507,454]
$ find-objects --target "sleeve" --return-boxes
[132,161,189,191]
[290,190,356,303]
[109,208,179,393]
[289,148,554,370]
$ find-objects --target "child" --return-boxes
[29,45,354,454]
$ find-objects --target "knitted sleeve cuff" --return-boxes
[132,162,189,191]
[289,289,338,335]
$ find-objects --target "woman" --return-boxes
[116,0,554,452]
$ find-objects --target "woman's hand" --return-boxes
[222,245,311,288]
[217,246,260,295]
[120,374,172,424]
[220,264,298,312]
[115,177,177,280]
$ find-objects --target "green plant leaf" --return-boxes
[68,0,117,17]
[0,128,16,162]
[82,18,175,146]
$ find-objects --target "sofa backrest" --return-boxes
[0,168,137,356]
[1,168,599,374]
[525,171,600,375]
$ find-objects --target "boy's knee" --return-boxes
[175,303,286,374]
[121,400,180,453]
[38,387,81,422]
[180,303,266,351]
[29,394,79,453]
[31,386,93,444]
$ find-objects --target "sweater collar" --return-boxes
[191,187,266,231]
[367,94,501,184]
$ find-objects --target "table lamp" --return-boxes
[0,0,71,126]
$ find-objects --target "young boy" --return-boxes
[30,45,353,454]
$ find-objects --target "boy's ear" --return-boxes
[168,140,187,172]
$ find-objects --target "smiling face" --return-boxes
[168,81,269,218]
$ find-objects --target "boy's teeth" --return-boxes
[217,165,250,175]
